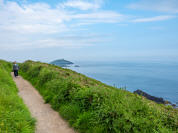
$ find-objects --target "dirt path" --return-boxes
[12,73,75,133]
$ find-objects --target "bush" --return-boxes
[74,111,93,132]
[60,103,81,126]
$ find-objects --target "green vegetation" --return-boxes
[0,60,35,133]
[20,60,178,133]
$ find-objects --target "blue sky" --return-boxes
[0,0,178,62]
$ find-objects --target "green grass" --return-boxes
[0,60,35,133]
[20,60,178,133]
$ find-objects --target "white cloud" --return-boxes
[0,0,123,50]
[132,15,176,23]
[0,1,70,34]
[128,0,178,13]
[0,33,107,50]
[71,11,124,23]
[60,0,103,10]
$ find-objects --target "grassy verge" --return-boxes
[20,60,178,133]
[0,60,35,133]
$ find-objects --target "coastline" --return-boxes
[68,61,178,107]
[134,89,177,108]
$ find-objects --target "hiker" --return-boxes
[13,61,19,77]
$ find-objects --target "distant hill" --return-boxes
[50,59,74,67]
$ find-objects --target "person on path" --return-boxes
[13,61,19,77]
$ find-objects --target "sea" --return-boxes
[69,60,178,106]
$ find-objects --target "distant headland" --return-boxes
[50,59,79,67]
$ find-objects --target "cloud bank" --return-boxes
[128,0,178,13]
[0,0,124,50]
[132,15,176,23]
[60,0,103,10]
[0,0,177,51]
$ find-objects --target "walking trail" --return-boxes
[12,73,75,133]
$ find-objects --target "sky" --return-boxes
[0,0,178,62]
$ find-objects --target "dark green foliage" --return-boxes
[60,103,81,126]
[0,60,35,133]
[74,111,93,131]
[20,60,178,133]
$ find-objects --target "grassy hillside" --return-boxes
[0,60,35,133]
[20,60,178,133]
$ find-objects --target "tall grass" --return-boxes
[0,60,35,133]
[20,60,178,133]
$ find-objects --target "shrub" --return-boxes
[60,103,81,126]
[74,112,93,132]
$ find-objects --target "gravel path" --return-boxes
[12,73,75,133]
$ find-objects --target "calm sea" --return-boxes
[69,61,178,105]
